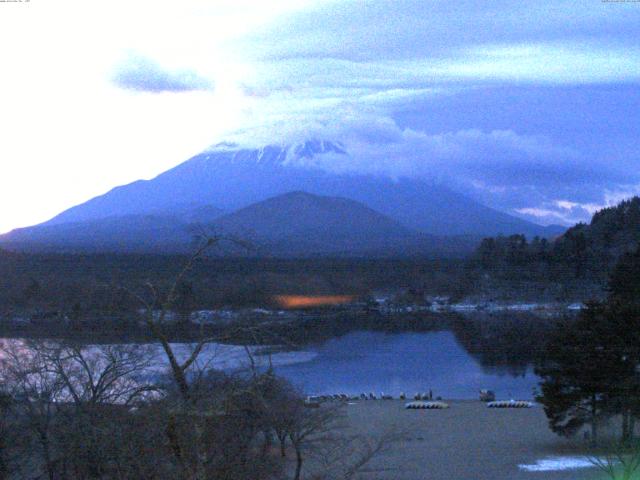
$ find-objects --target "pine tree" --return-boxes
[536,249,640,443]
[535,303,617,443]
[608,246,640,307]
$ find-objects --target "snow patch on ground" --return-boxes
[518,456,595,472]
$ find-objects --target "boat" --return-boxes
[405,401,449,409]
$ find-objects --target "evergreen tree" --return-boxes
[603,250,640,443]
[608,245,640,306]
[535,303,617,443]
[537,249,640,443]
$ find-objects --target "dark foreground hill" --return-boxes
[2,191,479,257]
[210,191,474,256]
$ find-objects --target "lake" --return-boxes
[0,328,542,401]
[273,330,540,400]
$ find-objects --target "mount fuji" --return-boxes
[0,140,563,256]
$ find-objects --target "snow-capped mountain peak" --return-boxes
[24,138,559,239]
[207,139,347,166]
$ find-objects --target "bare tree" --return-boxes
[131,239,219,403]
[285,402,345,480]
[0,340,162,479]
[129,238,260,480]
[37,342,158,407]
[0,385,15,479]
[0,340,66,479]
[112,238,395,480]
[45,342,161,479]
[272,396,402,480]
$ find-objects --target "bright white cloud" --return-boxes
[434,41,640,84]
[0,0,324,233]
[227,111,578,179]
[512,186,640,226]
[555,200,602,215]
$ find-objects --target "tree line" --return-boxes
[535,246,640,445]
[0,250,466,319]
[474,197,640,282]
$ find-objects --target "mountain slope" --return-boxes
[210,191,420,255]
[0,204,223,253]
[472,196,640,291]
[0,191,479,257]
[41,141,560,237]
[555,196,640,263]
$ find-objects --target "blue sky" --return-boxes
[1,0,639,232]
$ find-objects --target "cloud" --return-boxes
[555,200,602,216]
[5,0,637,232]
[224,106,640,226]
[228,112,607,184]
[515,204,597,226]
[220,0,640,227]
[240,0,640,64]
[513,189,640,226]
[432,41,640,85]
[111,54,214,93]
[236,0,640,89]
[221,0,640,229]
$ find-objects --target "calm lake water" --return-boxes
[273,331,540,400]
[0,329,541,401]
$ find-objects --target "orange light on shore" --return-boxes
[274,295,355,309]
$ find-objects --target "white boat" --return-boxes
[405,401,449,409]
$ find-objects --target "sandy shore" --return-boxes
[341,400,602,480]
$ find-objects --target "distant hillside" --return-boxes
[0,214,197,253]
[0,204,224,254]
[0,192,479,257]
[209,191,478,256]
[472,196,640,293]
[36,140,560,238]
[0,140,563,256]
[561,196,640,260]
[211,191,414,254]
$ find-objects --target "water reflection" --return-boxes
[274,330,540,400]
[0,313,558,400]
[450,314,558,377]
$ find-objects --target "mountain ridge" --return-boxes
[1,191,480,257]
[39,140,562,238]
[210,190,420,256]
[1,140,564,256]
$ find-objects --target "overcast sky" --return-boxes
[1,0,639,233]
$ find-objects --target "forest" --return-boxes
[2,197,640,330]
